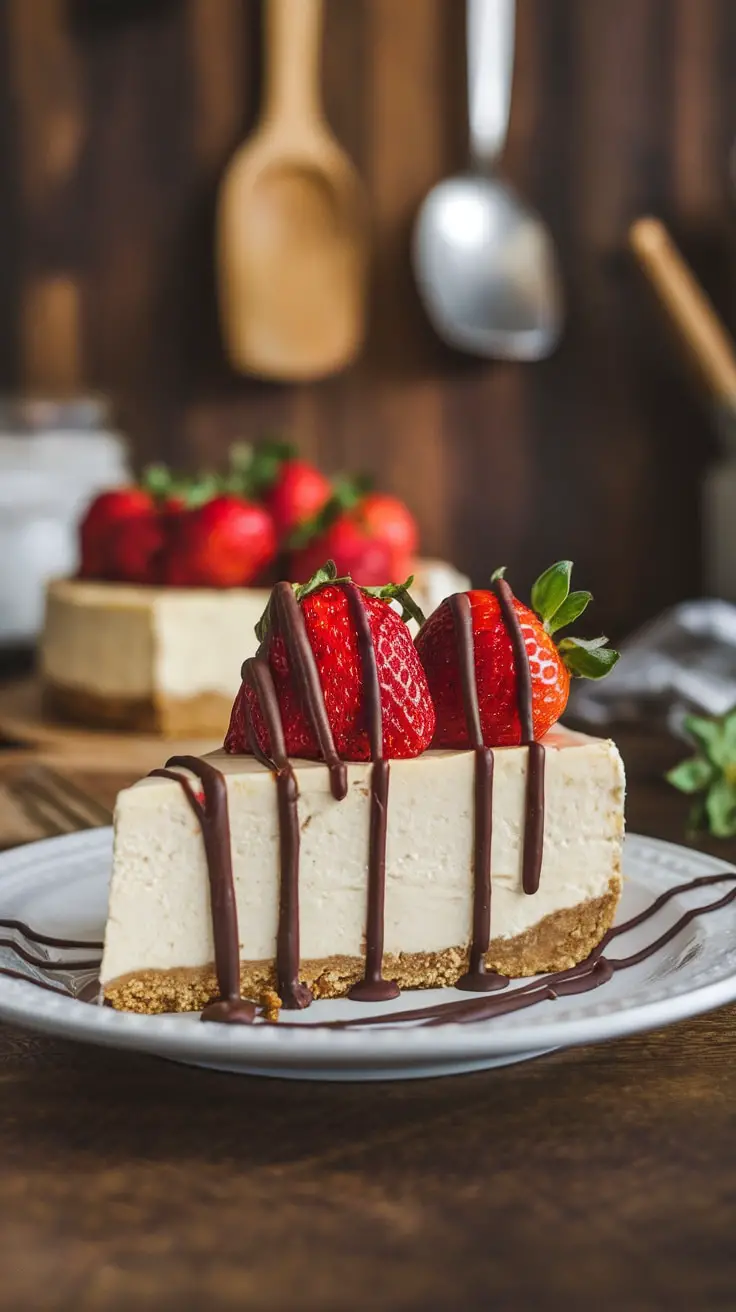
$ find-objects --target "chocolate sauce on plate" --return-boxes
[275,871,736,1030]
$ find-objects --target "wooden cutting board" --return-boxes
[0,678,220,773]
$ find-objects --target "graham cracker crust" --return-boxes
[103,877,622,1016]
[43,681,232,737]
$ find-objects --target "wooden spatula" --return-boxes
[217,0,369,381]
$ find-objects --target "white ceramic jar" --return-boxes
[0,398,130,646]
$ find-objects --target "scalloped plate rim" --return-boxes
[0,829,732,1077]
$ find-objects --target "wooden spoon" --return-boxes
[629,217,736,418]
[217,0,368,381]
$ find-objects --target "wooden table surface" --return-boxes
[0,726,734,1311]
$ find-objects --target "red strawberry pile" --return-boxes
[78,440,419,590]
[226,559,619,764]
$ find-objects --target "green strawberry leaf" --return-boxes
[558,636,620,679]
[531,561,572,626]
[683,708,736,771]
[249,437,295,496]
[721,708,736,760]
[360,577,426,627]
[331,473,373,512]
[547,590,593,634]
[705,776,736,838]
[254,561,426,645]
[294,559,340,601]
[683,713,726,766]
[490,566,507,583]
[286,476,375,551]
[223,437,296,499]
[667,707,736,838]
[665,756,716,795]
[141,463,173,500]
[286,495,341,550]
[141,464,220,507]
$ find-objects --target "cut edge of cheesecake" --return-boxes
[103,878,621,1016]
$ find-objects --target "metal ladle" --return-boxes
[413,0,563,360]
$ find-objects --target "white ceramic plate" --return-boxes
[0,830,734,1082]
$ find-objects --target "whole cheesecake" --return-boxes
[40,559,468,737]
[99,564,625,1022]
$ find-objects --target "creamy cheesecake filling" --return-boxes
[101,734,625,993]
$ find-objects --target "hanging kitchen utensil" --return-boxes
[217,0,369,381]
[630,216,736,600]
[412,0,563,360]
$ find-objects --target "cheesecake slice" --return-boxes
[101,727,625,1015]
[40,559,468,737]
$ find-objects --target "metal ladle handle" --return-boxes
[467,0,516,171]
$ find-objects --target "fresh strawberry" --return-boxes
[225,562,434,761]
[289,513,394,587]
[160,494,276,588]
[288,487,418,584]
[266,459,332,541]
[225,438,330,540]
[78,488,155,580]
[359,493,418,570]
[415,562,619,748]
[106,510,166,584]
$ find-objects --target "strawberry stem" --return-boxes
[491,560,620,681]
[285,475,373,550]
[254,560,427,646]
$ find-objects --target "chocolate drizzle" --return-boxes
[522,743,546,895]
[149,756,255,1025]
[270,582,347,802]
[240,658,311,1010]
[344,581,399,1003]
[275,871,736,1030]
[490,576,545,896]
[448,594,506,993]
[492,578,535,741]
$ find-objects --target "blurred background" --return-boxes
[0,0,735,641]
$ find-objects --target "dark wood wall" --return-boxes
[1,0,735,636]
